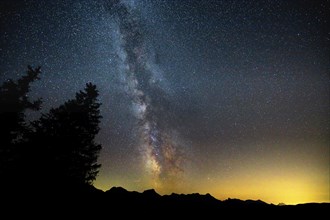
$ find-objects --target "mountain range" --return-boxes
[2,185,328,217]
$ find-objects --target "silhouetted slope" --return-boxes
[2,185,329,218]
[100,187,329,217]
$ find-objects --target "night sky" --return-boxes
[1,0,329,205]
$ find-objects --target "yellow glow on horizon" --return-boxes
[201,140,330,205]
[94,140,329,205]
[94,168,329,205]
[209,175,328,205]
[200,156,329,205]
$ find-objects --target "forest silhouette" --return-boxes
[0,66,328,216]
[0,66,102,195]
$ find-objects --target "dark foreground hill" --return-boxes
[2,185,329,218]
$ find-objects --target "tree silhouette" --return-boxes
[0,66,41,183]
[31,83,102,189]
[1,66,103,195]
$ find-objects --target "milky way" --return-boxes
[106,0,184,188]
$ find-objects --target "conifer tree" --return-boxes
[33,83,102,187]
[0,66,41,181]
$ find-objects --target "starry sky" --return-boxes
[1,0,329,205]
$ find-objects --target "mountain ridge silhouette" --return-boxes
[2,184,329,217]
[100,185,327,206]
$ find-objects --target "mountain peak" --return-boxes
[106,186,128,194]
[142,189,161,200]
[143,189,159,195]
